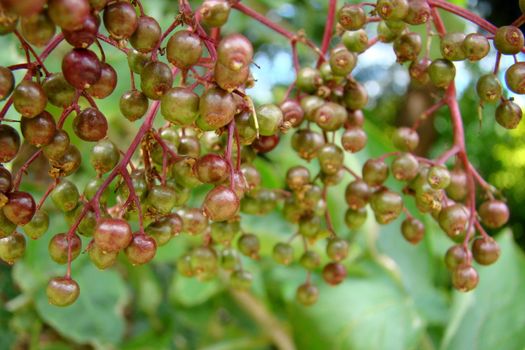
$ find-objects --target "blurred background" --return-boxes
[1,0,525,349]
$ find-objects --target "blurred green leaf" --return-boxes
[287,264,425,350]
[169,275,223,307]
[441,231,525,350]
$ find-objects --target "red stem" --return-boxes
[317,0,337,67]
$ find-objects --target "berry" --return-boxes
[62,48,102,89]
[300,250,321,270]
[20,9,56,47]
[43,73,76,107]
[404,0,430,25]
[440,32,466,61]
[179,207,209,236]
[394,32,422,63]
[48,233,81,264]
[342,29,369,54]
[21,111,56,147]
[362,158,389,186]
[161,87,199,126]
[194,154,230,184]
[256,104,283,136]
[103,1,138,40]
[318,143,344,175]
[43,130,70,161]
[391,153,419,181]
[478,200,509,229]
[46,277,80,307]
[50,144,82,177]
[427,165,451,190]
[376,0,409,21]
[166,30,203,69]
[286,166,310,192]
[345,180,371,209]
[401,217,425,244]
[445,244,472,270]
[198,87,236,129]
[23,209,49,239]
[462,33,490,61]
[272,242,294,265]
[370,189,403,224]
[3,191,35,225]
[237,233,260,259]
[51,180,79,212]
[0,231,25,264]
[203,186,240,222]
[0,66,14,101]
[314,102,347,131]
[343,80,368,110]
[322,262,347,285]
[146,185,178,215]
[326,238,349,262]
[337,5,366,30]
[505,62,525,95]
[296,283,319,306]
[127,49,150,74]
[494,26,524,55]
[0,124,20,162]
[140,61,173,100]
[89,243,117,270]
[428,59,456,88]
[329,45,357,76]
[87,63,117,99]
[90,139,119,174]
[120,90,149,121]
[125,234,157,265]
[94,218,133,253]
[217,33,253,71]
[190,246,218,280]
[446,168,468,201]
[48,0,90,31]
[452,265,479,292]
[472,237,500,266]
[439,204,469,241]
[62,13,99,48]
[12,80,47,118]
[495,100,522,129]
[280,99,304,128]
[296,67,322,93]
[73,107,108,141]
[130,16,161,53]
[199,0,231,27]
[476,74,502,104]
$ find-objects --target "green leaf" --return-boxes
[287,264,425,350]
[169,275,223,307]
[441,231,525,350]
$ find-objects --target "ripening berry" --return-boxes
[296,283,319,306]
[238,233,260,259]
[401,217,425,244]
[103,1,138,40]
[272,242,294,265]
[48,233,82,264]
[427,165,451,190]
[46,277,80,307]
[440,32,466,61]
[362,158,389,186]
[0,232,26,264]
[495,100,522,129]
[452,265,479,292]
[376,0,409,21]
[438,204,469,241]
[326,238,349,262]
[428,59,456,88]
[478,200,509,229]
[462,33,490,61]
[394,32,422,63]
[392,127,419,152]
[322,262,347,285]
[125,234,157,265]
[505,62,525,95]
[476,74,502,104]
[445,244,472,270]
[494,26,524,55]
[230,269,253,290]
[199,0,231,27]
[94,218,133,253]
[472,237,500,265]
[404,0,431,25]
[337,4,366,30]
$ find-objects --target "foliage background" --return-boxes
[1,0,525,349]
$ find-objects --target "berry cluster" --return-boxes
[0,0,519,307]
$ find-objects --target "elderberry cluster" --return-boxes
[0,0,519,308]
